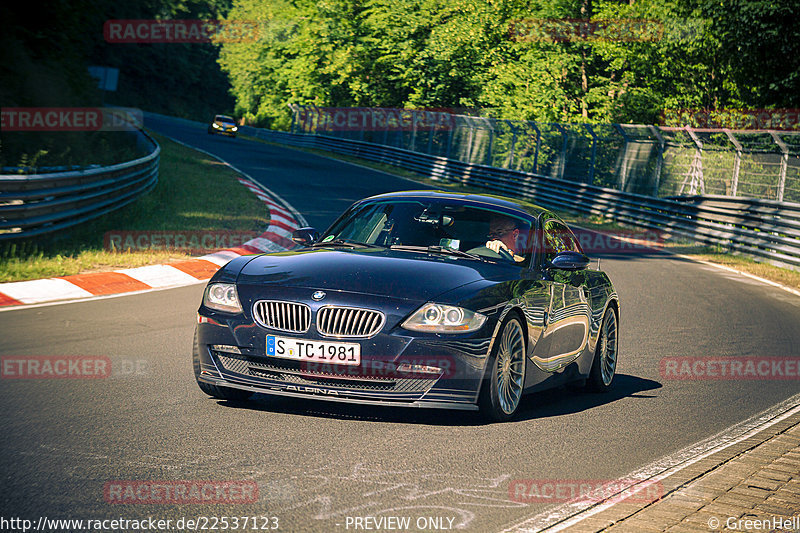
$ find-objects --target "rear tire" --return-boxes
[586,307,618,392]
[479,315,527,422]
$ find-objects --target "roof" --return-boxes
[361,189,550,218]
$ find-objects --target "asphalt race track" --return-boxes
[1,115,799,532]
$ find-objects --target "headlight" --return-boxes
[402,303,486,333]
[231,126,238,131]
[203,283,242,313]
[212,122,221,128]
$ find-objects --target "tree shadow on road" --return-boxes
[214,373,661,426]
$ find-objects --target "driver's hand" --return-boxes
[486,240,510,254]
[486,240,525,262]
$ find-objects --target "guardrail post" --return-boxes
[310,105,321,134]
[531,122,541,173]
[445,123,454,160]
[410,109,417,152]
[723,129,743,196]
[584,123,598,185]
[466,120,476,164]
[649,125,666,196]
[506,120,517,169]
[553,124,568,180]
[426,111,436,155]
[685,127,705,195]
[288,103,298,133]
[770,131,789,202]
[485,119,494,167]
[613,124,630,190]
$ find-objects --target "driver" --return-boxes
[486,216,527,262]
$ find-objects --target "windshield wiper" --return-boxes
[312,238,384,249]
[389,244,484,261]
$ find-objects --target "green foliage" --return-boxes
[4,0,798,136]
[218,0,800,128]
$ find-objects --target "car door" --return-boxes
[530,216,591,372]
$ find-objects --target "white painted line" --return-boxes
[0,280,207,313]
[675,254,800,298]
[573,224,800,300]
[0,278,93,304]
[501,392,800,532]
[118,264,199,288]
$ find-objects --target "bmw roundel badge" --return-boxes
[312,291,326,301]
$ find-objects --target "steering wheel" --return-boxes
[466,244,515,261]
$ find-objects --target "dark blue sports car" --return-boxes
[194,190,619,421]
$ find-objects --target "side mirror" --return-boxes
[291,227,319,246]
[548,250,590,271]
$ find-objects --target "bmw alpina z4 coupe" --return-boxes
[194,190,619,421]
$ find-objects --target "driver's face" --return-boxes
[488,220,519,252]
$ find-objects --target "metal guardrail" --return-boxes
[0,129,160,239]
[242,126,800,270]
[291,106,800,203]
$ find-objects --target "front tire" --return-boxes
[586,307,618,392]
[479,315,527,422]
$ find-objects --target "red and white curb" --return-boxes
[0,175,304,308]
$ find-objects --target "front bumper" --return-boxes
[209,125,237,136]
[194,305,494,410]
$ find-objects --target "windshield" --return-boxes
[215,115,235,124]
[320,199,533,264]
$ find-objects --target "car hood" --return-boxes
[236,248,515,302]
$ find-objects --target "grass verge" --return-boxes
[240,134,800,291]
[0,131,269,282]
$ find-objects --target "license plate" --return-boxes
[266,335,361,365]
